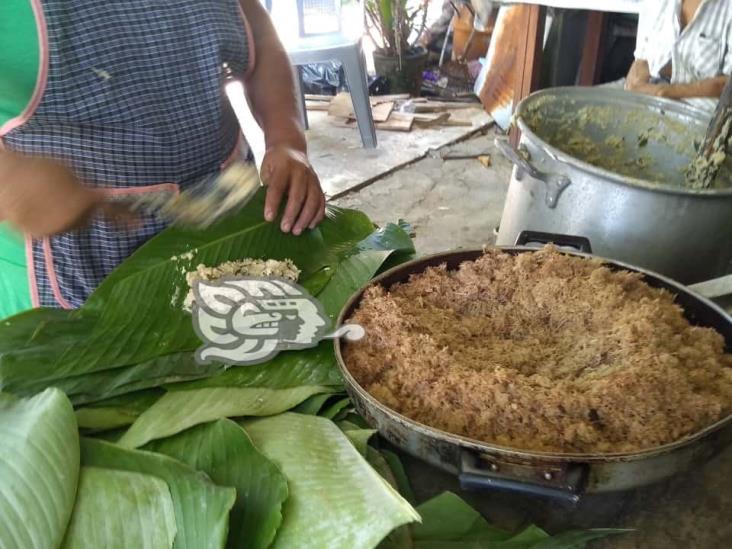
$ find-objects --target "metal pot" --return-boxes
[495,87,732,285]
[334,247,732,501]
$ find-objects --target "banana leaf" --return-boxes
[0,388,79,549]
[118,385,330,449]
[410,492,630,549]
[0,194,413,404]
[243,413,420,549]
[167,341,342,391]
[146,419,289,549]
[62,467,177,549]
[291,391,344,415]
[80,438,236,549]
[76,389,164,431]
[54,353,225,407]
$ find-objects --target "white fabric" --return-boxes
[635,0,732,112]
[496,0,640,12]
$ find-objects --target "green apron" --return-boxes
[0,0,38,318]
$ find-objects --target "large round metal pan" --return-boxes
[334,247,732,501]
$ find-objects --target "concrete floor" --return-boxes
[328,125,732,548]
[333,127,512,254]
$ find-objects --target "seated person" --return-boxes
[626,0,731,112]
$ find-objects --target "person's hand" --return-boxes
[625,59,651,91]
[0,152,130,238]
[260,145,326,236]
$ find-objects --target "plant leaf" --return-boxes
[168,341,343,391]
[344,428,377,456]
[381,450,416,504]
[413,492,510,543]
[530,529,633,549]
[61,467,177,549]
[119,385,330,448]
[146,419,289,549]
[76,389,164,431]
[292,391,343,415]
[244,413,420,549]
[57,353,224,406]
[0,388,79,549]
[318,249,394,320]
[80,438,236,549]
[320,396,352,420]
[0,197,376,394]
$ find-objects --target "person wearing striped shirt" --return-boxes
[625,0,732,112]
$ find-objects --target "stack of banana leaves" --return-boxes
[0,191,628,548]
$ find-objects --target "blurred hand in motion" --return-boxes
[0,151,136,237]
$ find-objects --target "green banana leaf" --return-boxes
[320,396,352,420]
[57,353,225,406]
[80,438,236,549]
[119,385,330,449]
[0,388,79,549]
[0,195,394,393]
[378,449,416,504]
[291,391,343,415]
[244,413,420,549]
[412,492,508,544]
[317,249,393,319]
[76,389,164,431]
[62,467,177,549]
[146,419,289,549]
[167,341,342,391]
[531,530,633,549]
[344,428,377,456]
[411,492,630,549]
[0,199,413,408]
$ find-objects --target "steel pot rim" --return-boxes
[515,86,732,198]
[334,246,732,464]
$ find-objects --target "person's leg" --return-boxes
[0,222,32,319]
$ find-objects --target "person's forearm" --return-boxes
[240,0,306,153]
[659,76,729,99]
[626,59,651,87]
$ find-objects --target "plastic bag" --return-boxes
[299,62,345,95]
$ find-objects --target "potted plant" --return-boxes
[366,0,430,96]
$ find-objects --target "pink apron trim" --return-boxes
[42,237,72,309]
[25,236,40,308]
[0,0,49,136]
[100,182,180,196]
[238,6,256,78]
[42,182,181,309]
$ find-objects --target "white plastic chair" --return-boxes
[268,0,377,148]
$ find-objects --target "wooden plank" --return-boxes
[327,92,354,119]
[577,11,607,86]
[305,100,331,112]
[331,116,413,132]
[370,94,411,105]
[510,4,546,147]
[390,112,474,128]
[371,102,395,123]
[305,94,336,101]
[410,101,480,113]
[328,92,395,123]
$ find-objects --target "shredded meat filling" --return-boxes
[343,246,732,454]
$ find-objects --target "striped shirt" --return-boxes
[635,0,732,112]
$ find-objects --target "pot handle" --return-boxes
[495,137,571,209]
[458,450,588,504]
[515,230,593,254]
